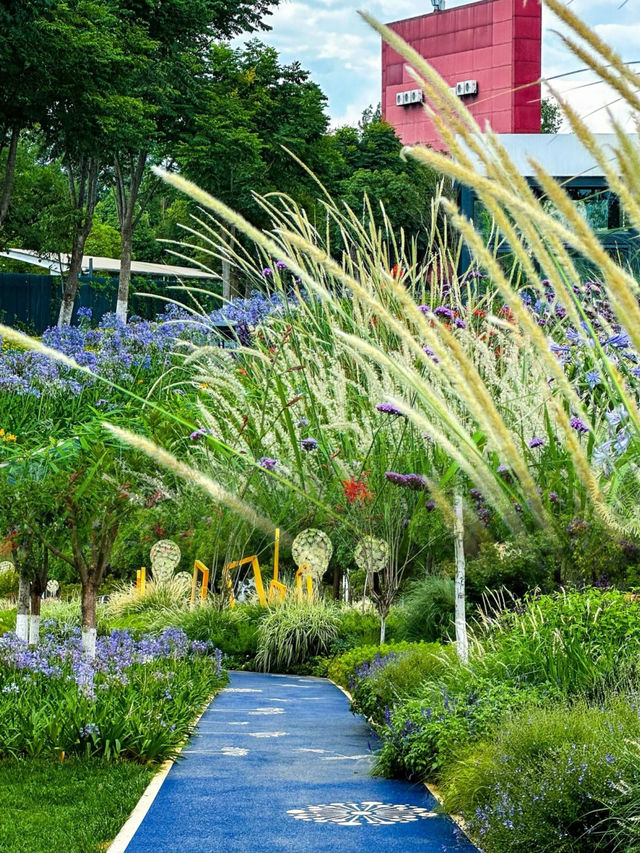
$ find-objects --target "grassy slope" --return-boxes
[0,758,154,853]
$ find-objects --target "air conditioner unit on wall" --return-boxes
[396,93,404,106]
[464,80,478,95]
[455,82,465,96]
[410,89,423,103]
[402,91,411,105]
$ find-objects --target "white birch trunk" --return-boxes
[28,615,40,646]
[453,491,469,663]
[16,614,28,643]
[82,627,97,659]
[379,616,386,645]
[16,571,30,642]
[115,297,128,323]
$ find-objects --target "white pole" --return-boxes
[453,491,469,663]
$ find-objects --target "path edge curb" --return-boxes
[106,685,223,853]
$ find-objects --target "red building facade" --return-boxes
[382,0,542,147]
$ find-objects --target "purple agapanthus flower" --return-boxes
[585,370,601,389]
[261,267,273,277]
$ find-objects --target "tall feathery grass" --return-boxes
[3,1,640,550]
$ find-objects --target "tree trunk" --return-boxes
[332,563,341,600]
[58,157,99,326]
[81,580,97,658]
[379,615,386,645]
[114,151,147,323]
[453,491,469,663]
[29,586,41,646]
[116,220,133,322]
[0,127,20,230]
[220,225,239,300]
[16,568,30,642]
[58,242,86,325]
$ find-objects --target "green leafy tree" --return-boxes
[541,97,563,133]
[178,40,329,297]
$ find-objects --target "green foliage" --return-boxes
[0,570,18,599]
[0,631,227,762]
[0,757,153,853]
[326,641,416,689]
[173,604,264,668]
[375,677,554,781]
[255,601,341,673]
[480,587,640,694]
[399,575,455,642]
[351,643,455,724]
[442,698,640,853]
[541,97,563,134]
[465,536,556,601]
[333,606,383,650]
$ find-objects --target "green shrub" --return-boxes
[326,641,416,688]
[480,587,640,694]
[351,643,456,723]
[375,676,555,782]
[176,604,264,667]
[465,537,555,601]
[442,697,640,853]
[399,576,455,643]
[334,607,382,649]
[255,601,341,673]
[0,569,18,599]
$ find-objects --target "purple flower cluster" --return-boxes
[385,471,428,491]
[0,292,292,399]
[0,626,221,698]
[376,402,405,417]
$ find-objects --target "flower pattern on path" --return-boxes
[287,801,438,826]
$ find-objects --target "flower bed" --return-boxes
[0,625,226,762]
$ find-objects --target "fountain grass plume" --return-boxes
[104,422,290,542]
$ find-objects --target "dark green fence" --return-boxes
[0,273,200,333]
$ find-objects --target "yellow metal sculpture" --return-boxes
[190,559,210,607]
[223,555,267,607]
[136,566,146,593]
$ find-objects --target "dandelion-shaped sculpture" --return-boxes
[292,529,333,581]
[354,537,390,582]
[150,539,181,584]
[173,571,194,597]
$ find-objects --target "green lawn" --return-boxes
[0,758,154,853]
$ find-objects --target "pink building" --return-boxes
[382,0,542,148]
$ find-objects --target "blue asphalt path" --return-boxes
[125,671,478,853]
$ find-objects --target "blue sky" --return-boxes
[238,0,640,130]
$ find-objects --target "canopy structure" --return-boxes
[0,248,216,280]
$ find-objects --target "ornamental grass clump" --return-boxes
[0,625,226,761]
[255,600,341,673]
